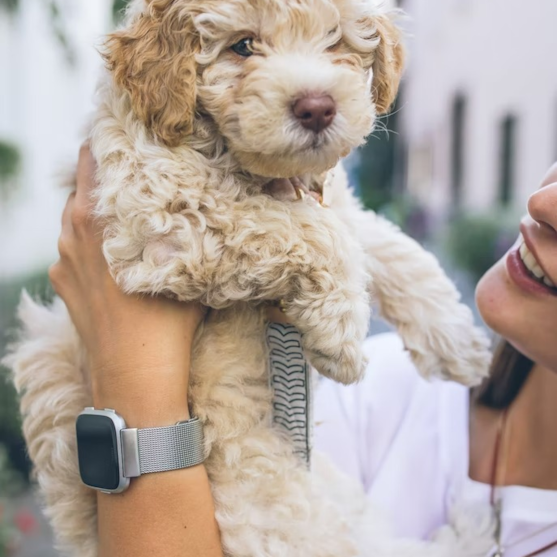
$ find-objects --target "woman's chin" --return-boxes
[475,258,516,339]
[476,257,557,369]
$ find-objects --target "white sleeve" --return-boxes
[313,333,422,492]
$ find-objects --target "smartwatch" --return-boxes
[75,408,205,494]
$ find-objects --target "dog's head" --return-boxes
[104,0,404,177]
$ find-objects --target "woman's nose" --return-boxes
[527,163,557,233]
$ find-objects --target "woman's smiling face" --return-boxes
[476,163,557,372]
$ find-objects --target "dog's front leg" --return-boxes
[366,214,491,384]
[206,197,371,385]
[352,213,491,385]
[327,167,491,385]
[281,255,371,386]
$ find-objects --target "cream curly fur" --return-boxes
[5,0,493,555]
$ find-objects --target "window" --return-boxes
[450,94,467,208]
[498,115,518,207]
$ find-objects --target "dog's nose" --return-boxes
[293,95,337,133]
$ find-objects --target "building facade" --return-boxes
[0,0,112,278]
[401,0,557,219]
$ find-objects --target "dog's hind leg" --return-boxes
[207,432,360,557]
[3,293,98,557]
[328,165,492,386]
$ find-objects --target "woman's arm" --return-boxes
[49,144,223,557]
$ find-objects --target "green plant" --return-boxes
[47,0,76,66]
[357,117,399,212]
[0,0,76,65]
[356,91,403,213]
[444,212,517,282]
[0,141,21,198]
[0,0,18,14]
[0,444,24,557]
[113,0,130,24]
[0,270,53,479]
[0,446,23,498]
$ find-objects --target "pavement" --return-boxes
[9,491,57,557]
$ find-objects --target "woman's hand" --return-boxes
[49,143,205,426]
[49,143,222,557]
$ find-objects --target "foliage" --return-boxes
[0,444,27,557]
[47,0,76,66]
[356,97,402,213]
[0,141,21,198]
[0,447,23,498]
[0,270,53,479]
[0,0,75,66]
[113,0,130,25]
[444,212,517,282]
[379,195,431,241]
[0,0,18,14]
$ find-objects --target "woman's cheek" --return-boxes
[476,257,557,372]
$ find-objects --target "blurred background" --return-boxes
[1,0,556,554]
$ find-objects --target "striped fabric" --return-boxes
[266,323,312,466]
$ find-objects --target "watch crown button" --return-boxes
[105,409,116,413]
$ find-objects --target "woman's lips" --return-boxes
[506,247,557,297]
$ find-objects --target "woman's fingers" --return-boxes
[72,143,104,246]
[61,191,76,228]
[74,142,97,218]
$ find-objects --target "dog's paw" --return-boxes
[408,323,492,387]
[440,324,492,386]
[307,342,367,385]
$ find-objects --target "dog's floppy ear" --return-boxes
[371,14,405,115]
[103,0,199,147]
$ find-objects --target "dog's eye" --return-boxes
[231,38,255,57]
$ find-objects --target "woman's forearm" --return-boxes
[50,145,223,556]
[93,360,223,557]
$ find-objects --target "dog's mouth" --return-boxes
[310,134,328,149]
[301,132,332,152]
[263,177,322,203]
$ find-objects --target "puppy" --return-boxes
[5,0,491,555]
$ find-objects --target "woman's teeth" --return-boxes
[519,242,555,288]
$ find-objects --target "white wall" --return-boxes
[402,0,557,217]
[0,0,112,279]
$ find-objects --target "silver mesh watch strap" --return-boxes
[121,418,204,478]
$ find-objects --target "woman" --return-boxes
[51,145,557,557]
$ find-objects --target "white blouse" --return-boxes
[313,333,557,557]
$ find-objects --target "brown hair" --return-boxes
[371,14,406,115]
[103,0,199,147]
[474,340,534,409]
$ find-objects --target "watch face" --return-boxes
[76,414,120,490]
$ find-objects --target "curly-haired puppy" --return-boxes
[5,0,492,555]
